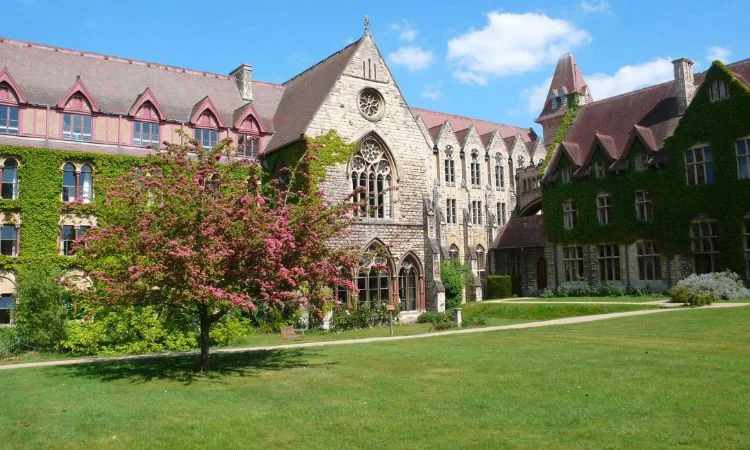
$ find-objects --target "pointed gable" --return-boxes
[0,68,27,104]
[190,96,225,129]
[57,78,98,112]
[537,53,590,120]
[129,87,166,121]
[232,102,267,134]
[265,38,363,152]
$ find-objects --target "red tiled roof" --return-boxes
[411,107,534,142]
[493,215,546,249]
[537,53,590,119]
[548,58,750,175]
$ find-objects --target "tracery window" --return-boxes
[494,153,505,188]
[449,244,459,262]
[358,88,384,121]
[351,136,393,219]
[357,251,391,306]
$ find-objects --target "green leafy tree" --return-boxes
[12,265,68,351]
[440,262,475,309]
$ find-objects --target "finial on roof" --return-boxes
[364,15,370,35]
[76,74,81,80]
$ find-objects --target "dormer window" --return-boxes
[195,111,219,150]
[560,165,571,184]
[708,80,729,102]
[592,160,606,179]
[634,151,649,172]
[133,103,160,148]
[236,115,263,158]
[0,84,19,136]
[62,94,93,142]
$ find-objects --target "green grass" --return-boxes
[506,295,664,303]
[461,301,659,320]
[3,306,747,449]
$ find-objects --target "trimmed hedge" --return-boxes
[487,275,513,299]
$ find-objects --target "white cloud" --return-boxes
[522,76,553,113]
[706,46,731,62]
[587,57,674,99]
[580,0,609,12]
[421,82,444,100]
[521,57,674,113]
[390,22,419,42]
[447,12,591,84]
[388,46,434,72]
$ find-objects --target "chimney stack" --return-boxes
[230,63,253,102]
[672,58,695,115]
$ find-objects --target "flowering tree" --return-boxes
[77,137,358,371]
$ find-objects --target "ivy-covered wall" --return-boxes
[0,145,141,273]
[541,61,750,277]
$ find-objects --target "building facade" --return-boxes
[494,53,750,295]
[0,26,541,322]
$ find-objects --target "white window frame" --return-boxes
[563,246,584,282]
[635,190,653,222]
[636,240,662,281]
[685,145,715,186]
[736,137,750,180]
[597,193,612,225]
[597,244,621,281]
[563,200,577,230]
[690,219,719,274]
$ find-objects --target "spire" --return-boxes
[537,53,591,121]
[364,15,371,36]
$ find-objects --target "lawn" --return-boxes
[2,306,748,449]
[505,295,664,303]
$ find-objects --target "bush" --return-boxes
[209,313,255,347]
[667,285,712,306]
[441,262,474,309]
[0,327,20,358]
[62,306,196,355]
[487,275,512,299]
[669,271,750,305]
[416,311,453,331]
[462,315,488,327]
[330,302,393,331]
[12,266,69,352]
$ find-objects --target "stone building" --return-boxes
[0,25,541,323]
[493,53,750,295]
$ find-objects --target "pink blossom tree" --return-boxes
[77,137,357,371]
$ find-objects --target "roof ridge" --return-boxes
[411,107,528,132]
[283,38,362,85]
[0,36,235,81]
[581,57,750,109]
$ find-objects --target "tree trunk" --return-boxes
[199,303,211,372]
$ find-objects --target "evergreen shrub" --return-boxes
[487,275,512,299]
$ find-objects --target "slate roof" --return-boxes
[493,215,546,249]
[0,37,247,126]
[265,38,362,152]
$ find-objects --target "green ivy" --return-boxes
[541,61,750,276]
[0,145,141,273]
[261,130,358,193]
[538,92,580,174]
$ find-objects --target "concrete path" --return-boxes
[1,303,747,371]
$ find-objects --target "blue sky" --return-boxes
[4,0,746,133]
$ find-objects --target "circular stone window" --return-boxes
[358,88,385,121]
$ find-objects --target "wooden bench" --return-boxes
[280,325,305,342]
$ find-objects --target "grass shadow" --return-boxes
[57,348,334,385]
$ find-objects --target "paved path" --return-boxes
[1,303,747,371]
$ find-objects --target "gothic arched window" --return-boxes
[356,246,391,306]
[351,136,393,219]
[399,258,419,311]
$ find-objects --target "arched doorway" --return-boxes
[536,256,547,290]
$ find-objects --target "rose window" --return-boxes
[358,89,385,121]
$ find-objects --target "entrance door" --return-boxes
[536,257,547,290]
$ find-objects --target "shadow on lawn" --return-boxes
[58,348,333,384]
